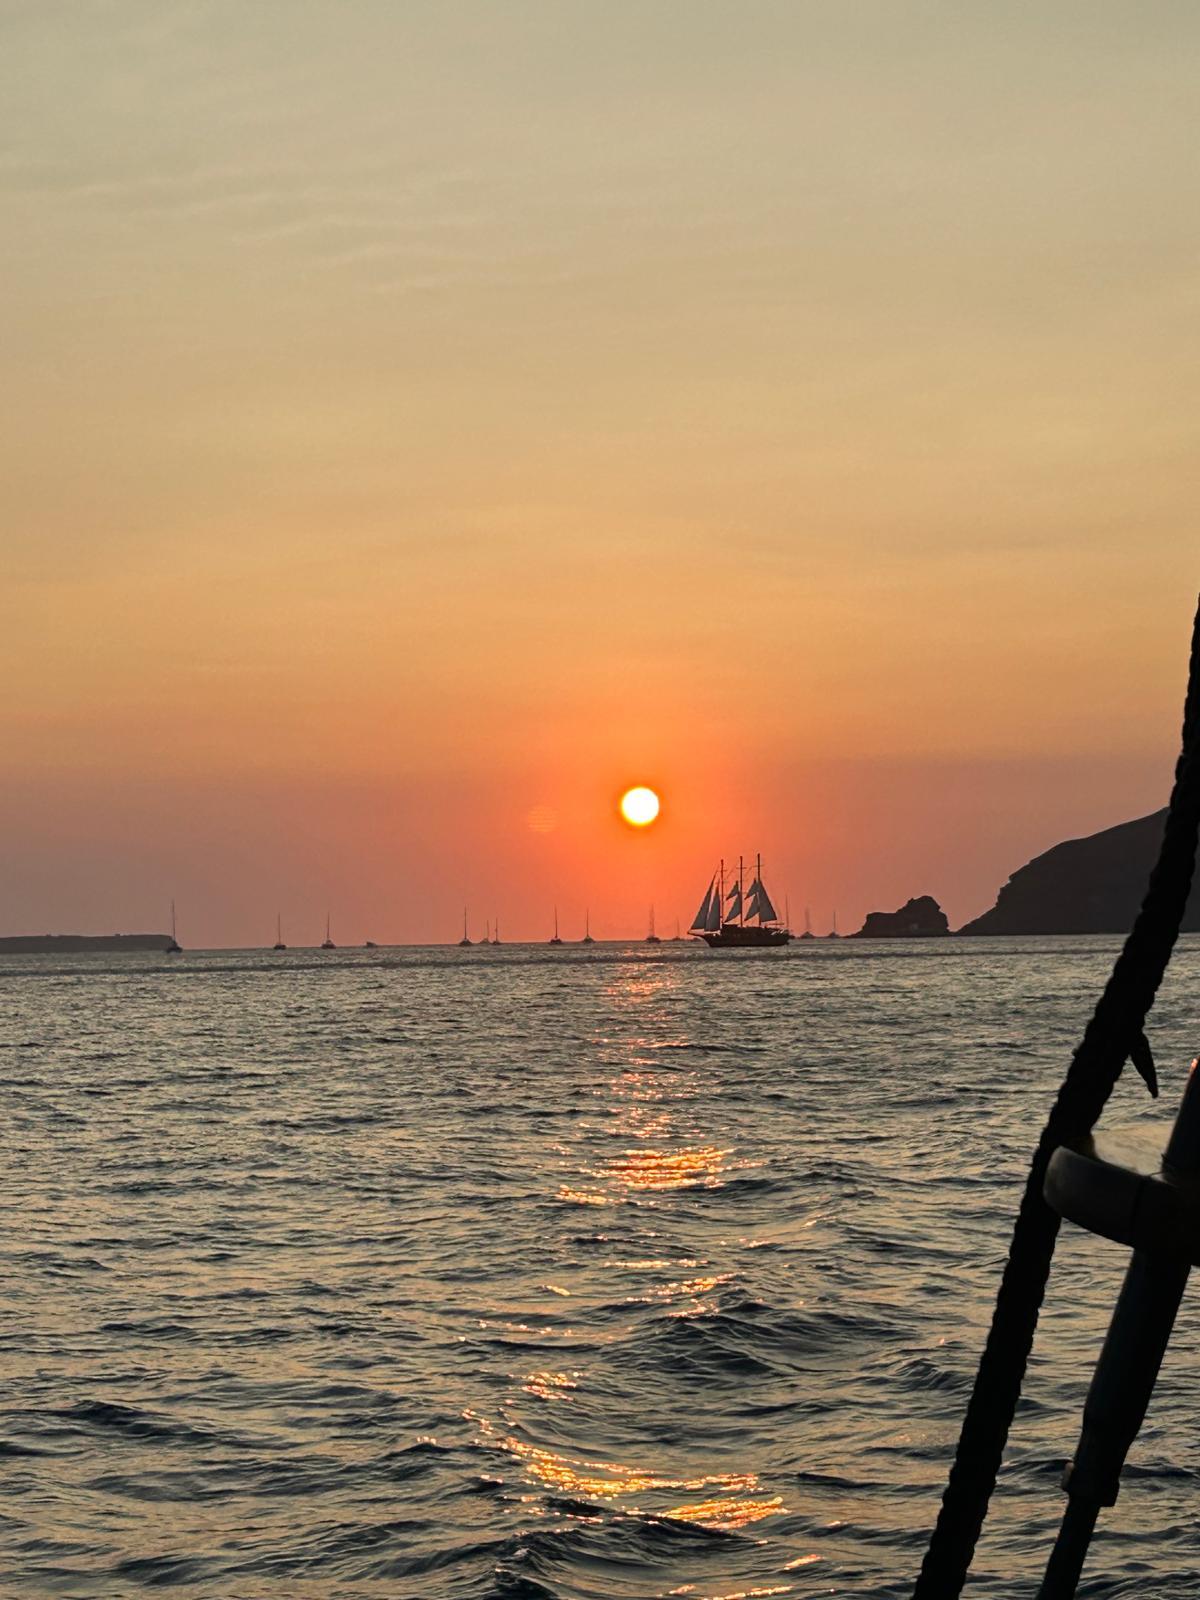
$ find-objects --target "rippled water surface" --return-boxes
[4,937,1200,1598]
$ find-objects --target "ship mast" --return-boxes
[739,855,745,927]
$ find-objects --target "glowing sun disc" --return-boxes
[620,786,660,827]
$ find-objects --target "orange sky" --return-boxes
[1,4,1196,944]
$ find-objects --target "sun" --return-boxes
[619,786,660,828]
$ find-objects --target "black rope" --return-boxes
[912,596,1200,1598]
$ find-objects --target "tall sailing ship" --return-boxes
[690,856,790,948]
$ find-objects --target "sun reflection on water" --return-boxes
[472,1412,785,1531]
[521,1369,579,1401]
[508,965,785,1551]
[668,1587,797,1599]
[602,1143,730,1191]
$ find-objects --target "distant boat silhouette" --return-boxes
[364,939,377,948]
[646,906,661,944]
[272,913,286,951]
[671,916,682,941]
[800,906,815,941]
[581,908,594,945]
[321,913,336,950]
[166,899,182,954]
[458,907,472,947]
[549,907,563,946]
[481,918,491,946]
[492,919,501,946]
[827,910,841,940]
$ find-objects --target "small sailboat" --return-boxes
[549,907,563,946]
[581,909,594,945]
[481,918,491,947]
[458,907,472,948]
[492,919,501,946]
[645,906,661,944]
[800,907,815,941]
[166,899,182,954]
[672,917,682,942]
[321,913,336,950]
[689,856,790,948]
[827,910,840,940]
[272,913,286,951]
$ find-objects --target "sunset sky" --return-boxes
[3,2,1196,945]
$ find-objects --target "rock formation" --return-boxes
[852,895,950,938]
[0,933,177,954]
[959,809,1200,935]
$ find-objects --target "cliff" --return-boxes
[852,895,950,939]
[0,933,177,954]
[960,809,1200,935]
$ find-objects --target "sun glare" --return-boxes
[619,786,660,828]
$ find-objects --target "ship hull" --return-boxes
[699,925,790,948]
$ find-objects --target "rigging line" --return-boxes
[912,594,1200,1598]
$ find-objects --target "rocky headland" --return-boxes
[959,809,1200,935]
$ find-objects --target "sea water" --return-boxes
[3,937,1200,1598]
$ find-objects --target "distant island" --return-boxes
[852,895,950,938]
[0,934,177,954]
[960,809,1200,935]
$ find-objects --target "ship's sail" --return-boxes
[754,885,778,923]
[744,875,779,924]
[691,879,715,931]
[726,883,743,921]
[705,888,722,930]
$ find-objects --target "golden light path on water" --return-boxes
[472,959,804,1565]
[471,1412,782,1533]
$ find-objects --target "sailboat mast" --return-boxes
[719,859,725,927]
[738,856,744,927]
[757,854,763,923]
[171,899,177,941]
